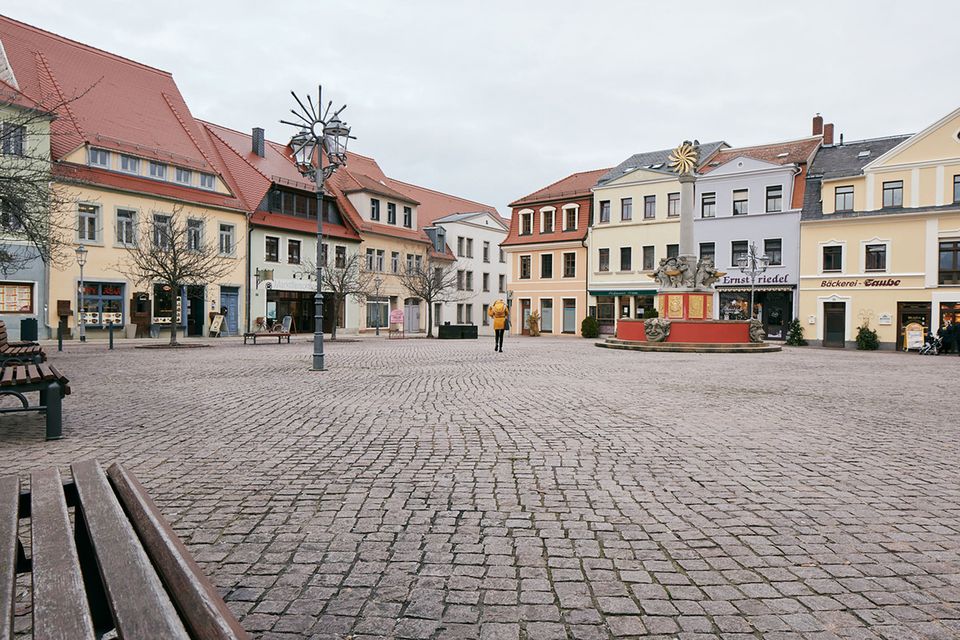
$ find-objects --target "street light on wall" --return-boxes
[737,242,770,320]
[74,245,88,343]
[281,86,355,371]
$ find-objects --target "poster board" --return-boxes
[904,322,924,350]
[389,308,404,325]
[209,314,225,337]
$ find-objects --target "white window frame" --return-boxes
[539,297,554,333]
[860,237,891,274]
[0,122,26,156]
[540,206,556,233]
[264,235,281,263]
[763,238,783,267]
[218,223,236,256]
[519,254,532,280]
[88,148,109,168]
[77,203,101,244]
[175,167,193,185]
[818,239,846,275]
[114,207,137,247]
[186,218,204,252]
[149,161,167,180]
[199,173,216,190]
[562,204,579,231]
[518,209,534,235]
[119,154,139,175]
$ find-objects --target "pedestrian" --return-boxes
[940,321,955,354]
[488,299,509,352]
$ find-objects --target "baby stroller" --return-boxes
[919,334,941,355]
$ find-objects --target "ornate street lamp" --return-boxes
[281,86,355,371]
[737,242,770,320]
[74,245,88,343]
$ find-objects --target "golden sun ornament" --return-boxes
[668,140,700,175]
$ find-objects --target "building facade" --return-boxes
[503,168,608,336]
[800,107,960,349]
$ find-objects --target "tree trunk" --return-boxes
[330,296,340,341]
[168,286,179,346]
[426,299,433,338]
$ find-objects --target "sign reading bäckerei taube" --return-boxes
[819,278,903,287]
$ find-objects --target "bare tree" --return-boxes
[396,252,466,337]
[301,249,375,340]
[116,206,238,345]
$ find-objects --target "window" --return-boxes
[0,283,33,313]
[88,148,109,168]
[764,238,782,266]
[499,248,506,263]
[835,186,854,212]
[0,201,20,232]
[865,244,886,272]
[187,219,203,251]
[822,245,843,272]
[731,241,748,267]
[416,254,423,271]
[366,298,389,329]
[457,269,465,290]
[376,249,385,272]
[366,248,375,270]
[406,253,414,271]
[621,198,632,221]
[403,206,412,228]
[200,173,216,190]
[498,274,506,292]
[457,303,464,324]
[954,175,960,204]
[265,236,280,262]
[370,199,380,221]
[620,247,632,271]
[149,161,167,180]
[78,204,99,242]
[520,255,532,279]
[153,214,172,249]
[174,168,192,185]
[940,241,960,284]
[766,185,782,213]
[457,237,465,257]
[642,246,655,271]
[882,181,903,208]
[482,304,490,326]
[391,251,399,273]
[335,246,346,268]
[387,202,396,224]
[120,154,139,174]
[0,123,25,156]
[699,242,715,261]
[466,271,474,291]
[465,304,474,325]
[78,282,124,327]
[540,299,553,333]
[598,248,610,272]
[643,195,656,219]
[667,192,680,217]
[542,209,555,232]
[564,207,577,231]
[288,239,301,264]
[701,192,716,218]
[466,238,474,258]
[599,200,611,223]
[219,224,235,255]
[541,254,553,278]
[666,244,679,259]
[116,209,136,245]
[521,212,533,235]
[483,272,490,292]
[733,189,748,215]
[483,241,490,263]
[563,252,576,278]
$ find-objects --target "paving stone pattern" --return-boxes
[2,337,959,639]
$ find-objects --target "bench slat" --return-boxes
[0,476,18,640]
[107,464,251,640]
[71,461,190,640]
[48,364,68,385]
[26,365,41,384]
[30,469,96,640]
[0,367,14,387]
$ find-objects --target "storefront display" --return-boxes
[80,282,124,327]
[718,288,793,340]
[0,283,32,313]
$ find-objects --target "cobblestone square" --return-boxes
[2,337,959,639]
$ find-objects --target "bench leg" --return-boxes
[38,387,47,414]
[44,382,63,440]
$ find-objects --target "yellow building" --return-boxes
[799,106,960,349]
[589,143,726,333]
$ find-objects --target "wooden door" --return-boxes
[823,302,845,348]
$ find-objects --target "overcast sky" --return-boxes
[8,1,959,214]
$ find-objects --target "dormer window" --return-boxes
[120,154,139,174]
[88,148,109,168]
[370,198,380,221]
[175,168,192,185]
[403,206,412,228]
[387,202,397,225]
[520,211,533,235]
[149,161,167,180]
[200,173,216,190]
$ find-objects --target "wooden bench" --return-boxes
[0,321,44,365]
[242,332,291,345]
[1,460,250,639]
[0,364,69,440]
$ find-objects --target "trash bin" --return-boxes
[20,317,38,342]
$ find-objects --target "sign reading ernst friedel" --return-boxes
[820,278,902,287]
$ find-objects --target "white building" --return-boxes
[431,212,509,335]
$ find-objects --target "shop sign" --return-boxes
[720,273,791,286]
[389,308,404,324]
[878,313,893,325]
[265,278,316,292]
[904,322,924,349]
[820,278,902,287]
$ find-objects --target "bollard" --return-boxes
[108,323,114,350]
[57,325,63,352]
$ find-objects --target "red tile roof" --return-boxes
[384,177,501,227]
[697,137,821,174]
[0,77,46,112]
[509,167,611,207]
[341,172,419,204]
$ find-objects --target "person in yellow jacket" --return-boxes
[488,299,509,352]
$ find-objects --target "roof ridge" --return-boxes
[385,176,496,210]
[717,135,821,152]
[160,92,215,171]
[198,119,291,149]
[34,50,84,140]
[0,14,173,77]
[512,166,612,202]
[826,134,914,146]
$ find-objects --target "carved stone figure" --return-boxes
[677,256,697,288]
[649,257,676,288]
[694,256,725,289]
[644,317,671,342]
[748,318,766,343]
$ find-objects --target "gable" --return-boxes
[600,167,674,188]
[866,106,960,168]
[702,155,786,177]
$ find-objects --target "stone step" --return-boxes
[596,340,781,353]
[603,338,764,349]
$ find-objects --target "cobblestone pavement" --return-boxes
[2,336,959,640]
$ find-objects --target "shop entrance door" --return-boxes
[562,299,576,333]
[761,291,792,340]
[823,302,846,347]
[520,299,531,335]
[596,296,615,334]
[404,298,421,333]
[219,287,239,336]
[897,302,930,350]
[185,285,205,337]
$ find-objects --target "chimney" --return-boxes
[252,127,265,157]
[823,123,834,146]
[812,114,824,136]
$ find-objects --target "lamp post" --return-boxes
[282,86,354,371]
[737,242,770,320]
[75,245,88,343]
[373,276,383,336]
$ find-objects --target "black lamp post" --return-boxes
[373,276,383,336]
[282,86,354,371]
[737,242,770,320]
[75,245,88,342]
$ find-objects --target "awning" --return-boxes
[716,285,795,293]
[589,290,658,296]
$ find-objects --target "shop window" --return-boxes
[939,241,960,284]
[598,248,610,272]
[764,238,782,266]
[599,200,610,223]
[822,245,843,272]
[621,198,632,221]
[700,242,715,261]
[596,297,615,324]
[81,282,124,326]
[701,193,716,218]
[0,282,33,313]
[288,239,301,265]
[835,186,854,212]
[882,180,903,208]
[563,252,576,278]
[642,245,655,271]
[864,244,886,272]
[733,189,749,215]
[643,195,656,219]
[633,295,656,319]
[731,241,748,267]
[540,299,553,332]
[667,192,680,217]
[620,247,632,271]
[766,185,782,212]
[541,254,553,278]
[366,298,388,328]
